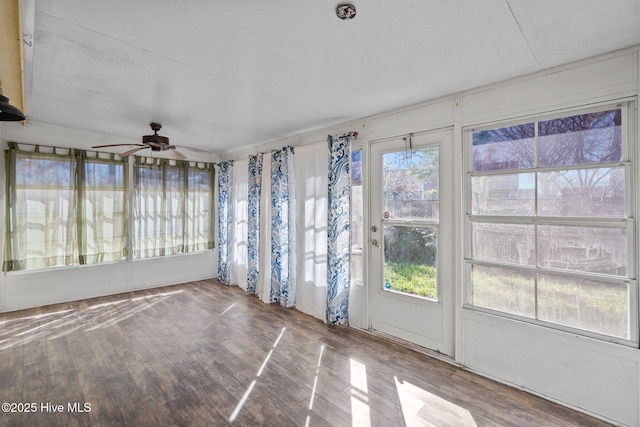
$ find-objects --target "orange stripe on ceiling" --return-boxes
[0,0,25,116]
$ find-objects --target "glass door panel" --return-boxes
[383,225,437,299]
[382,147,439,221]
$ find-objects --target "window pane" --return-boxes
[383,226,437,299]
[351,149,364,284]
[538,274,629,338]
[133,165,164,258]
[186,169,212,251]
[470,265,535,317]
[16,156,74,187]
[538,109,622,167]
[85,162,124,187]
[472,124,534,171]
[383,148,438,220]
[472,223,534,265]
[538,225,627,276]
[82,161,126,264]
[471,174,535,216]
[14,156,76,269]
[537,167,625,217]
[351,149,362,185]
[163,166,186,254]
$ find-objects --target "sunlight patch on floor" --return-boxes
[229,380,257,423]
[350,358,371,427]
[220,303,236,316]
[305,344,325,427]
[0,309,74,325]
[394,376,478,426]
[203,302,238,330]
[83,298,165,332]
[0,291,181,349]
[229,327,287,423]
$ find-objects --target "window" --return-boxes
[3,144,127,271]
[466,104,636,344]
[351,148,363,285]
[133,158,214,259]
[4,144,215,272]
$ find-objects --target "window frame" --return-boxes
[463,100,638,347]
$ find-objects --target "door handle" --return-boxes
[370,239,379,247]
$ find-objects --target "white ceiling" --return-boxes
[17,0,640,157]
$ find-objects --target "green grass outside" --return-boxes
[382,262,628,337]
[384,262,437,299]
[471,268,628,337]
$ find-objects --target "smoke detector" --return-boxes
[336,3,356,20]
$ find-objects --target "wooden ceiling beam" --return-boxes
[0,0,25,117]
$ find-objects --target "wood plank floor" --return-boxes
[0,279,613,427]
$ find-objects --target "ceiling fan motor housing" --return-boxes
[142,122,169,148]
[142,133,169,148]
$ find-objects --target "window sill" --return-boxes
[3,259,127,278]
[461,306,640,353]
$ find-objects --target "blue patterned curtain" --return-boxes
[246,154,264,294]
[217,160,234,285]
[270,146,296,307]
[326,134,354,324]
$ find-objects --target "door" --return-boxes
[369,129,454,356]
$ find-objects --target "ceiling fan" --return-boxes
[92,122,188,160]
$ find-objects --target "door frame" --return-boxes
[366,127,455,357]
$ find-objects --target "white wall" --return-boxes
[1,254,216,311]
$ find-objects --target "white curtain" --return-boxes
[225,141,334,323]
[230,159,249,289]
[247,154,264,294]
[294,142,329,320]
[238,142,331,321]
[257,154,273,302]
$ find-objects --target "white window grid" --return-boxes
[462,100,638,346]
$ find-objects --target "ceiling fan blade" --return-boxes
[92,144,146,149]
[167,148,187,160]
[120,146,149,157]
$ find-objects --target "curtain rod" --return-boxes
[242,133,358,159]
[249,145,296,157]
[338,131,358,139]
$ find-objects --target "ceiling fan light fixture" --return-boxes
[336,3,356,20]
